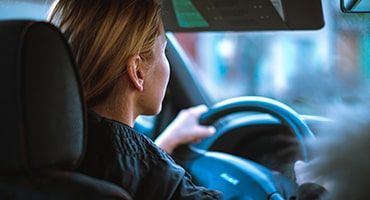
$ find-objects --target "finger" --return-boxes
[193,126,216,138]
[189,104,208,116]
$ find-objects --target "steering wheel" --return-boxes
[172,96,315,200]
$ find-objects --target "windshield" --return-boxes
[173,1,370,115]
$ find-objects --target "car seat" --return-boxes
[0,20,132,200]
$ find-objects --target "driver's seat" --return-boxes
[0,20,132,200]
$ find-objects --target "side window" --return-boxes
[0,1,51,20]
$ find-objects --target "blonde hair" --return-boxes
[49,0,162,107]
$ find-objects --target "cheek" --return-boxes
[149,57,170,97]
[162,57,170,86]
[145,58,169,115]
[156,57,170,102]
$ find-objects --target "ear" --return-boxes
[126,55,144,92]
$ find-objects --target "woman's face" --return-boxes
[141,23,170,115]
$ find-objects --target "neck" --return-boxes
[90,95,138,127]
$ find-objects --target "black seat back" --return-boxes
[0,20,132,200]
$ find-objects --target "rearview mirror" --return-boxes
[341,0,370,13]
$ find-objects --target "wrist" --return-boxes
[155,130,178,154]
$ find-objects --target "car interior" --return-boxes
[1,0,370,199]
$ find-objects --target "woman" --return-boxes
[49,0,221,199]
[48,0,329,199]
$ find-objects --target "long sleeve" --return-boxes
[80,111,222,200]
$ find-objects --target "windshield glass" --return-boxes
[173,1,370,115]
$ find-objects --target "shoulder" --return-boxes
[88,111,176,166]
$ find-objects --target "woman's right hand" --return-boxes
[155,104,216,154]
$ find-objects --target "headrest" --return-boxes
[0,20,85,172]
